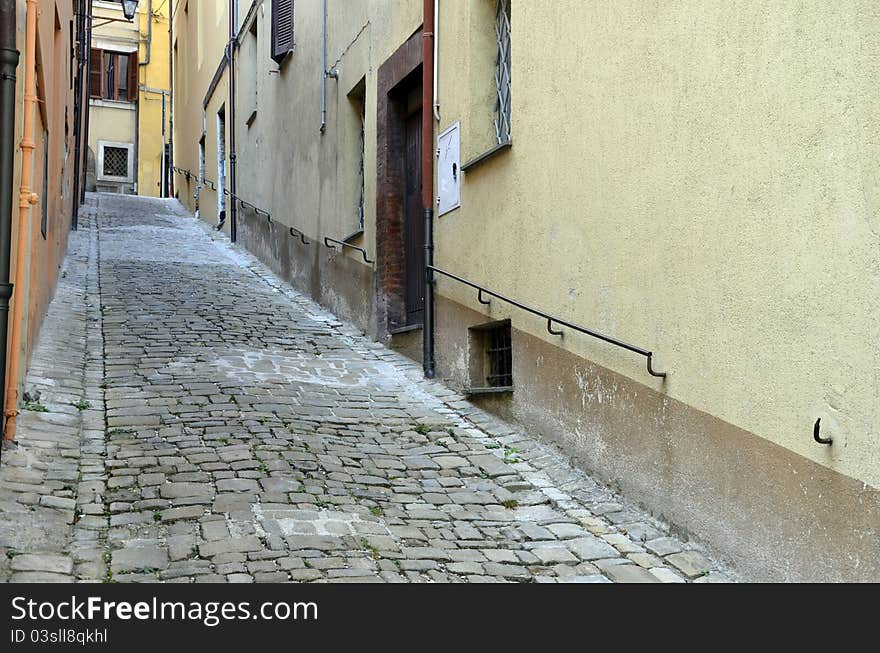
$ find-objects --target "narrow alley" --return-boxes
[0,194,732,584]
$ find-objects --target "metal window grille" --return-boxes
[494,0,512,144]
[486,322,513,387]
[103,146,129,177]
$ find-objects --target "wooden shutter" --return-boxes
[271,0,293,64]
[89,48,102,98]
[127,51,139,102]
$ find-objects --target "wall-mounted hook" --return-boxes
[813,418,833,446]
[477,289,491,306]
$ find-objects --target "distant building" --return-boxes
[88,0,170,196]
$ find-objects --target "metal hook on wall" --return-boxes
[813,418,833,446]
[547,318,563,337]
[477,289,491,306]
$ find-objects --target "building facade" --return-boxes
[88,0,169,196]
[172,1,880,581]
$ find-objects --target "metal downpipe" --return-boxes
[422,0,436,378]
[320,0,327,133]
[227,0,237,242]
[4,0,39,442]
[71,0,85,229]
[0,0,20,448]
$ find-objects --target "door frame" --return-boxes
[375,31,424,334]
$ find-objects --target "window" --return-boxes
[271,0,294,64]
[469,320,513,391]
[103,146,129,177]
[40,129,48,239]
[493,0,511,144]
[217,107,227,221]
[89,48,138,102]
[348,79,366,231]
[243,20,259,125]
[97,141,134,183]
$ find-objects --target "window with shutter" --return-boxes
[89,48,102,98]
[271,0,294,64]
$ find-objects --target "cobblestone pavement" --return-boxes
[0,193,736,583]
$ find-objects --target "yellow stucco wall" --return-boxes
[137,0,171,197]
[171,0,228,221]
[434,0,880,489]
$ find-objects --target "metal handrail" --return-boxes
[172,167,308,243]
[290,226,310,245]
[323,236,374,264]
[427,265,667,379]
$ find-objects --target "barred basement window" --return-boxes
[271,0,294,64]
[486,322,513,387]
[103,146,129,178]
[469,320,513,391]
[494,0,511,144]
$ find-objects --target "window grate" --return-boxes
[486,322,513,387]
[494,0,512,145]
[103,146,129,177]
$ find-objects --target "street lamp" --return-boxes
[120,0,139,21]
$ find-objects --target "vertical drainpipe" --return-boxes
[320,0,327,133]
[80,0,93,204]
[71,0,85,229]
[0,0,20,448]
[422,0,436,378]
[433,0,440,122]
[167,0,173,198]
[160,92,166,196]
[227,0,238,243]
[4,0,39,442]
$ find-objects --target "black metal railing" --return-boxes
[323,236,374,265]
[171,167,309,243]
[428,265,667,379]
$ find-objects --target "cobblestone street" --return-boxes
[0,194,734,583]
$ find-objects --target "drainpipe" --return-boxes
[0,0,19,448]
[422,0,436,378]
[133,85,140,194]
[71,0,85,228]
[167,0,173,197]
[433,0,440,122]
[80,0,93,204]
[320,0,327,133]
[227,0,237,242]
[4,0,39,442]
[160,91,166,196]
[140,0,152,67]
